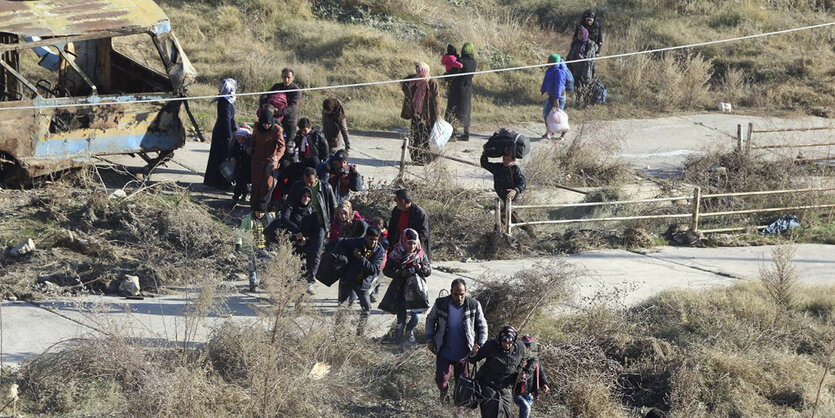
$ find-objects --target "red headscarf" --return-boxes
[388,228,424,266]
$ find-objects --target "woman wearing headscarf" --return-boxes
[329,200,369,242]
[573,9,603,54]
[380,228,431,343]
[250,108,285,211]
[447,42,476,141]
[322,98,351,153]
[400,62,440,165]
[204,78,237,189]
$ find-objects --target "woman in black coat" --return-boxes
[447,42,476,141]
[203,78,237,189]
[380,228,431,343]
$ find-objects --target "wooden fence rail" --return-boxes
[502,186,835,236]
[740,122,835,161]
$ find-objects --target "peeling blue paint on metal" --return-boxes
[35,132,180,159]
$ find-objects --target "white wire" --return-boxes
[1,20,833,112]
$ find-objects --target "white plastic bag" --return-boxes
[546,108,570,134]
[428,119,453,152]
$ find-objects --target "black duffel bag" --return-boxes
[316,241,348,287]
[483,128,530,159]
[454,361,481,409]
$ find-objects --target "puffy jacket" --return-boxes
[425,295,488,356]
[540,64,567,98]
[481,154,526,200]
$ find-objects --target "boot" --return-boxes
[393,323,405,343]
[440,387,450,405]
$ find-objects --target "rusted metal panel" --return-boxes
[0,0,168,38]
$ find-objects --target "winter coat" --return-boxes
[337,237,385,291]
[380,251,431,315]
[204,99,237,188]
[470,339,530,389]
[387,203,431,259]
[425,295,488,356]
[574,11,603,51]
[288,179,338,235]
[540,64,567,98]
[295,129,330,163]
[250,124,284,209]
[568,40,597,87]
[447,54,476,128]
[317,158,363,205]
[481,154,526,201]
[229,137,251,184]
[321,112,350,152]
[400,75,441,126]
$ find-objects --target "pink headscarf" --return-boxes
[388,228,425,266]
[411,62,430,117]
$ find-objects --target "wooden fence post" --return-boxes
[505,198,513,235]
[398,134,409,179]
[746,122,753,157]
[495,197,502,231]
[691,186,701,232]
[737,124,743,153]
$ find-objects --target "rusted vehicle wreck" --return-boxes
[0,0,197,184]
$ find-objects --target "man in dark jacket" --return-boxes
[514,334,551,418]
[294,117,329,164]
[337,228,385,336]
[317,149,363,204]
[426,279,489,404]
[469,326,532,418]
[267,68,302,142]
[481,149,532,235]
[574,9,603,54]
[387,188,431,260]
[289,167,337,293]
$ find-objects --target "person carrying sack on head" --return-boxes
[425,279,488,406]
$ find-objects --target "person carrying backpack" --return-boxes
[540,54,568,140]
[514,334,551,418]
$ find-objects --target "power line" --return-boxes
[0,20,833,112]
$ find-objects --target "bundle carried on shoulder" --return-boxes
[483,128,530,159]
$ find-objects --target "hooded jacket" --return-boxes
[540,63,567,98]
[574,10,603,51]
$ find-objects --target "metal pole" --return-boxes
[691,186,701,232]
[505,198,513,235]
[494,197,501,231]
[746,122,753,157]
[398,134,409,179]
[737,124,743,152]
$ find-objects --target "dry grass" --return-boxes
[159,0,835,134]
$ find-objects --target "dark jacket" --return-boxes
[295,129,330,163]
[515,351,550,397]
[446,54,476,128]
[380,251,431,314]
[322,111,350,151]
[470,339,530,389]
[317,156,363,204]
[267,82,302,120]
[480,154,526,201]
[289,179,338,235]
[574,11,603,51]
[229,137,251,183]
[425,295,488,355]
[387,203,430,259]
[337,237,385,290]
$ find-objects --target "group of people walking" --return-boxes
[197,12,610,416]
[540,9,605,138]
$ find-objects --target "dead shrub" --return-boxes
[760,243,799,307]
[470,260,577,331]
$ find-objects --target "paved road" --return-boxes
[4,113,833,367]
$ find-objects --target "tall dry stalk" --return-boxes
[759,243,799,307]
